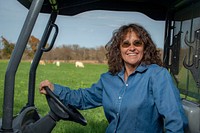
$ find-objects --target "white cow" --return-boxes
[53,60,60,66]
[75,61,84,68]
[56,61,60,66]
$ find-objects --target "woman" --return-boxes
[39,23,188,132]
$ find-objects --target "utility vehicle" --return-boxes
[0,0,200,132]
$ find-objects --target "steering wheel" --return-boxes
[44,86,87,126]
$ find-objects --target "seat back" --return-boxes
[182,99,200,133]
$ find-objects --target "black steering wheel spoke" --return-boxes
[44,86,87,126]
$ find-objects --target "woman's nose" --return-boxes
[129,43,136,50]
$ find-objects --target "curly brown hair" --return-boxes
[105,23,163,75]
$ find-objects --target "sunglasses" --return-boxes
[121,40,143,48]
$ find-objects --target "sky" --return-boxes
[0,0,165,48]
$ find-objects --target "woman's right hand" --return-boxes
[39,80,54,95]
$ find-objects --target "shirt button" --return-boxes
[119,96,122,99]
[126,84,128,86]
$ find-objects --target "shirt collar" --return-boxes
[118,64,148,78]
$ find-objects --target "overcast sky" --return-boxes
[0,0,165,48]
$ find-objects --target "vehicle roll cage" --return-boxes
[2,0,44,131]
[1,0,200,132]
[2,0,58,131]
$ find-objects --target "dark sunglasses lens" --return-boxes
[121,40,143,48]
[133,40,143,46]
[121,42,131,48]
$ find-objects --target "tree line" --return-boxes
[0,36,107,63]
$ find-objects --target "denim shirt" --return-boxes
[53,64,188,133]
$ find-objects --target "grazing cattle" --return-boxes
[39,60,46,65]
[31,60,46,65]
[75,61,84,68]
[56,61,60,66]
[53,60,60,66]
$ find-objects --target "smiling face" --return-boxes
[120,31,144,71]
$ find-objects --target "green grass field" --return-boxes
[0,60,108,133]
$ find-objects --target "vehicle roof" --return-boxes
[17,0,196,20]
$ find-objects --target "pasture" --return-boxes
[0,60,108,133]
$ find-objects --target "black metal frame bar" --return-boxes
[1,0,44,131]
[27,11,58,108]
